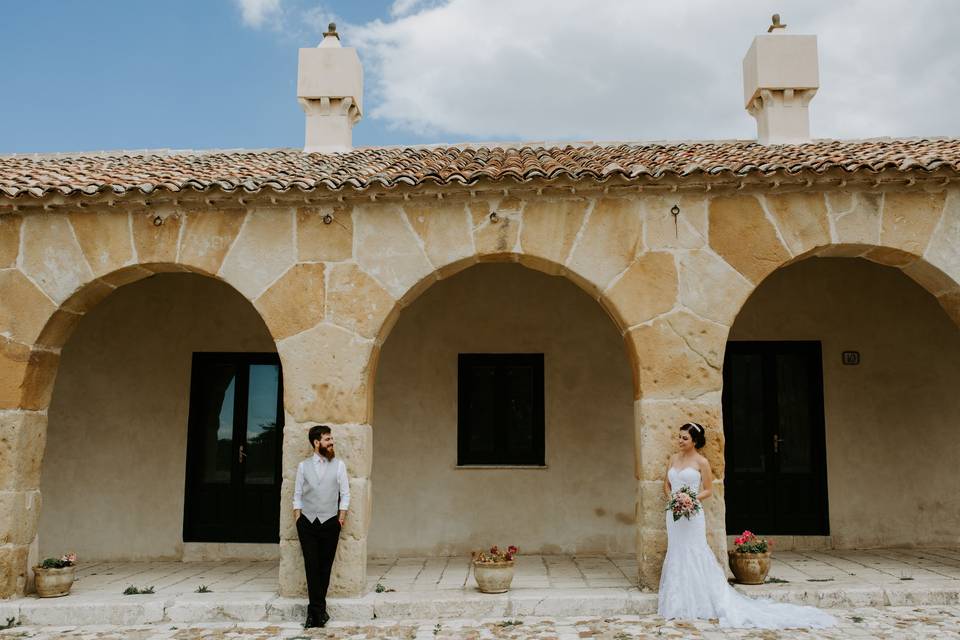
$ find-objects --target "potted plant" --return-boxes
[471,545,518,593]
[34,553,77,597]
[728,531,772,585]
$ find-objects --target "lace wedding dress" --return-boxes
[658,466,837,629]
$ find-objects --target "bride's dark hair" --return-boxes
[680,422,706,449]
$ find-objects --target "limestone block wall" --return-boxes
[370,263,635,557]
[1,181,960,597]
[730,257,960,548]
[39,273,276,561]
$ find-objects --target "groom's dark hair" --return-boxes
[308,424,331,449]
[680,423,707,449]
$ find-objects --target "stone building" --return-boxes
[1,24,959,600]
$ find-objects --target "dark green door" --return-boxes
[722,341,829,535]
[183,353,283,543]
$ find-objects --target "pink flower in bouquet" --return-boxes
[508,546,518,555]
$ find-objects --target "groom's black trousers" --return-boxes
[296,514,341,618]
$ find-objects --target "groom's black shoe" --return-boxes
[304,605,324,628]
[318,610,330,627]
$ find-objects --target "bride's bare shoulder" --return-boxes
[695,453,711,469]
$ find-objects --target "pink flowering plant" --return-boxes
[666,485,702,521]
[733,530,771,554]
[39,553,77,569]
[472,545,519,564]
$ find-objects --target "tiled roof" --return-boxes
[1,138,959,199]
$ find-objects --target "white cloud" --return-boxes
[352,0,960,142]
[390,0,445,18]
[390,0,422,17]
[236,0,282,28]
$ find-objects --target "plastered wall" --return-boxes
[370,263,636,557]
[39,274,277,560]
[729,257,960,547]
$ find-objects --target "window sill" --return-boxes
[454,465,549,470]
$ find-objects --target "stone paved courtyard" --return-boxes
[42,548,960,599]
[2,550,960,628]
[1,607,959,639]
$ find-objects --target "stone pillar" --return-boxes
[276,320,377,598]
[0,410,47,597]
[626,307,729,589]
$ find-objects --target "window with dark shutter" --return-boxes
[457,353,545,466]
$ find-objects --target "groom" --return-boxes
[292,424,351,628]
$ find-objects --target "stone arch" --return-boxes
[714,186,960,551]
[724,255,960,547]
[708,188,960,329]
[0,205,300,597]
[369,261,638,559]
[263,193,733,592]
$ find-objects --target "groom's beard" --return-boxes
[318,444,335,460]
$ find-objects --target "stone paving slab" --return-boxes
[4,550,960,627]
[2,606,960,639]
[5,584,960,627]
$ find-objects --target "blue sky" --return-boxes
[2,1,958,154]
[0,0,419,152]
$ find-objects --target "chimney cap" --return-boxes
[319,22,341,48]
[767,14,787,33]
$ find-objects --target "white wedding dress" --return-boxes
[658,466,837,629]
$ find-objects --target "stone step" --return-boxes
[2,585,959,626]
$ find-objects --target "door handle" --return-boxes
[773,435,784,454]
[239,445,247,463]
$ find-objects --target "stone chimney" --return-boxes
[742,15,819,144]
[297,23,363,153]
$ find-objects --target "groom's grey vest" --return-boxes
[300,457,343,523]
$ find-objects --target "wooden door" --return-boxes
[183,353,283,543]
[723,341,829,535]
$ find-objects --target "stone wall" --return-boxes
[370,263,635,557]
[1,184,959,597]
[39,274,276,561]
[730,257,960,548]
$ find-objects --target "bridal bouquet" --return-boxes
[666,486,702,521]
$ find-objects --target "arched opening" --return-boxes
[370,262,636,562]
[724,256,960,547]
[38,272,284,562]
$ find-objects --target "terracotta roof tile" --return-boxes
[1,138,959,200]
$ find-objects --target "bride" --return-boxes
[658,422,837,629]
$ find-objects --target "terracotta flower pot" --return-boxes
[728,551,771,585]
[33,565,76,597]
[473,560,514,593]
